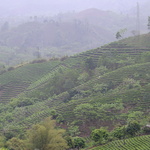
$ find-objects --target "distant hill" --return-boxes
[76,8,127,28]
[0,8,139,66]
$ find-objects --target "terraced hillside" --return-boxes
[73,43,150,64]
[1,54,150,135]
[0,60,60,103]
[91,135,150,150]
[0,33,150,149]
[1,33,150,103]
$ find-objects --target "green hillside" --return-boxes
[0,33,150,149]
[91,135,150,150]
[0,60,60,103]
[114,33,150,48]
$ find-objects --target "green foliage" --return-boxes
[140,51,150,63]
[95,102,124,120]
[5,118,68,150]
[74,103,97,122]
[56,114,65,123]
[94,66,108,76]
[10,97,35,107]
[84,57,96,71]
[126,121,141,137]
[91,128,109,144]
[93,83,108,93]
[0,136,6,148]
[7,137,26,150]
[44,68,79,95]
[92,135,150,150]
[122,78,140,89]
[111,126,126,140]
[0,148,8,150]
[127,111,144,123]
[1,32,150,148]
[67,125,80,137]
[77,72,89,84]
[65,136,74,149]
[73,137,85,150]
[26,118,68,150]
[142,125,150,134]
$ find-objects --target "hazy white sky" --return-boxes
[0,0,148,16]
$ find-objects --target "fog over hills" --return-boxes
[0,0,149,66]
[0,0,149,16]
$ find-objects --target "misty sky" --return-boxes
[0,0,148,16]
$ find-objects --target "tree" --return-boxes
[74,103,97,123]
[126,121,141,137]
[91,128,109,144]
[84,57,96,72]
[6,118,68,150]
[26,118,68,150]
[67,125,80,137]
[116,32,122,39]
[127,111,143,123]
[116,28,127,39]
[65,136,74,149]
[0,135,6,148]
[73,137,85,150]
[140,51,150,63]
[112,126,126,140]
[7,137,26,150]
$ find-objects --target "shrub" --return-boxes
[91,127,109,144]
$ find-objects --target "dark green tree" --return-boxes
[112,126,126,140]
[126,121,141,137]
[65,136,74,149]
[116,32,122,39]
[84,57,96,71]
[91,128,109,144]
[73,137,85,150]
[74,103,97,123]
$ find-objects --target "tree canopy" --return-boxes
[7,118,68,150]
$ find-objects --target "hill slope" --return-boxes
[0,8,138,66]
[0,33,150,147]
[91,135,150,150]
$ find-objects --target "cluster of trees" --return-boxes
[73,102,124,123]
[1,118,143,150]
[0,117,87,150]
[91,121,141,145]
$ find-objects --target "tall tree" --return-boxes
[26,118,68,150]
[7,118,68,150]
